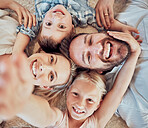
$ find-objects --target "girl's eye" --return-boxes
[46,22,52,26]
[87,98,94,104]
[50,72,54,82]
[50,56,54,63]
[59,24,66,29]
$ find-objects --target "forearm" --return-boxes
[96,51,140,127]
[0,0,14,9]
[13,32,30,54]
[17,94,61,127]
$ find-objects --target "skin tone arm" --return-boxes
[0,54,62,127]
[95,0,115,29]
[94,31,141,128]
[17,94,63,127]
[0,0,36,54]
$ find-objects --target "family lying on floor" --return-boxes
[0,0,148,127]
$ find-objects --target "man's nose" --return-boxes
[89,44,103,56]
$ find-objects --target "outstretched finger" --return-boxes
[22,9,29,28]
[96,10,102,27]
[27,12,33,29]
[17,10,23,25]
[104,9,110,28]
[32,14,36,27]
[100,11,108,29]
[108,7,114,23]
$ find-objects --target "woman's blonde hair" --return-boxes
[33,56,77,108]
[72,70,107,102]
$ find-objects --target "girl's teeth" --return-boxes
[73,107,84,114]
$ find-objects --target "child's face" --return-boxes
[27,52,70,87]
[42,5,73,43]
[67,79,100,121]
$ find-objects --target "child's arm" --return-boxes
[95,0,115,29]
[17,94,63,127]
[0,0,36,28]
[0,0,36,54]
[94,31,141,128]
[12,32,30,54]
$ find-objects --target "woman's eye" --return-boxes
[59,24,66,29]
[46,22,52,26]
[50,56,54,63]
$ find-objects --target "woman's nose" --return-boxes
[39,64,52,74]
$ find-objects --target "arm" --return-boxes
[0,0,36,54]
[109,19,139,34]
[95,0,115,29]
[12,32,30,54]
[94,31,141,128]
[0,0,36,27]
[17,94,63,127]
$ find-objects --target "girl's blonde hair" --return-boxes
[73,70,107,102]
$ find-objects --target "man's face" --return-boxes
[69,33,130,71]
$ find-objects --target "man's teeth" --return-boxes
[73,107,85,114]
[105,43,111,59]
[32,61,37,77]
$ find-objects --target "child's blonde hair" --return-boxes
[73,70,107,102]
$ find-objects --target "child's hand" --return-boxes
[0,53,33,120]
[8,0,36,28]
[107,31,141,55]
[95,0,115,29]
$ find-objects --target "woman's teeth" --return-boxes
[32,61,37,77]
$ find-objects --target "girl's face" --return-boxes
[27,53,71,87]
[42,5,74,43]
[67,79,100,121]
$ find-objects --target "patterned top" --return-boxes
[17,0,102,40]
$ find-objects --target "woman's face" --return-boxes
[27,53,71,87]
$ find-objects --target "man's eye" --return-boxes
[88,53,91,64]
[50,56,54,63]
[73,92,78,97]
[59,24,66,29]
[46,22,52,26]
